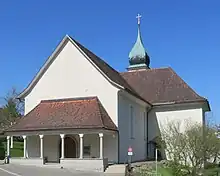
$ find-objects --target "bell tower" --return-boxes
[128,14,150,71]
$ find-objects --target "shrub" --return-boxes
[204,162,219,169]
[166,161,189,176]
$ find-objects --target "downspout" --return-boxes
[117,131,120,164]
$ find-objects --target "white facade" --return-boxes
[24,39,119,126]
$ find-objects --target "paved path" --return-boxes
[0,164,104,176]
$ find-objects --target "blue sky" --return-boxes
[0,1,219,121]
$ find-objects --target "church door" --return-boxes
[64,136,77,158]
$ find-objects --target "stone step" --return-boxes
[105,164,126,174]
[104,174,124,176]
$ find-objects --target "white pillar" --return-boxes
[23,135,27,158]
[10,136,13,149]
[39,135,44,159]
[60,134,65,159]
[99,133,103,159]
[6,136,10,156]
[79,134,84,159]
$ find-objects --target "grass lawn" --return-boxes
[158,167,173,176]
[157,167,220,176]
[3,141,23,157]
[203,167,220,175]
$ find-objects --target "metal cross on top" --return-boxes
[136,14,142,25]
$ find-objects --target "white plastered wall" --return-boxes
[118,92,147,163]
[148,103,204,159]
[27,135,60,162]
[27,135,40,158]
[43,135,60,162]
[24,40,119,126]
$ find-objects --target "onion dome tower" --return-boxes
[128,14,150,71]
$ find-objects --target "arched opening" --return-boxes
[59,136,77,158]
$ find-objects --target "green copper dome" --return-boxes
[128,16,150,70]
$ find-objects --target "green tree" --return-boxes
[0,87,23,129]
[159,120,220,176]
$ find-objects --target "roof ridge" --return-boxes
[95,98,117,130]
[95,98,105,128]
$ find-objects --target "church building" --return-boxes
[4,15,210,172]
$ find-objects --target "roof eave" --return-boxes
[18,35,151,108]
[152,98,211,111]
[4,126,118,133]
[17,35,70,99]
[17,35,126,100]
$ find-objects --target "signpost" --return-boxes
[127,147,133,173]
[128,147,133,156]
[128,147,133,164]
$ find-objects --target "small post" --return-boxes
[6,136,10,157]
[127,146,133,172]
[128,146,133,163]
[99,133,103,159]
[79,134,84,159]
[23,135,27,158]
[39,135,44,159]
[60,134,65,159]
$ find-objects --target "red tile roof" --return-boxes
[121,67,208,105]
[6,97,117,132]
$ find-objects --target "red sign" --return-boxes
[128,147,132,152]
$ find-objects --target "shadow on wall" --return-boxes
[147,104,204,161]
[148,136,166,161]
[147,110,166,161]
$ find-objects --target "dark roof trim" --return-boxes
[17,35,151,106]
[17,35,124,98]
[152,98,210,111]
[4,126,118,133]
[17,36,69,99]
